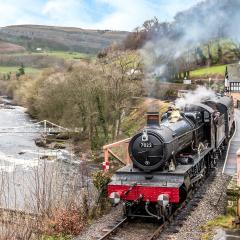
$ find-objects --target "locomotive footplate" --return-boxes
[108,147,212,204]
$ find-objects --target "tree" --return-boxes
[16,64,25,78]
[194,47,207,66]
[231,42,240,61]
[217,42,223,64]
[207,43,213,67]
[97,50,142,140]
[123,17,163,50]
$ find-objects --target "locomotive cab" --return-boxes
[204,96,235,139]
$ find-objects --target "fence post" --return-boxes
[237,150,240,187]
[126,142,131,165]
[237,150,240,217]
[103,149,109,171]
[44,120,47,134]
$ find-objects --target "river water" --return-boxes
[0,96,95,212]
[214,228,240,240]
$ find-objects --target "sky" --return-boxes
[0,0,203,31]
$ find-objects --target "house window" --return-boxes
[230,82,240,92]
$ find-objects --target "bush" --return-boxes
[92,170,111,192]
[43,205,85,236]
[42,235,71,240]
[91,170,111,217]
[165,88,178,99]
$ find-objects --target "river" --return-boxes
[0,96,96,212]
[214,228,240,240]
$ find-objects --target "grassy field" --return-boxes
[4,51,94,60]
[42,51,94,60]
[190,64,227,78]
[0,50,94,76]
[0,66,40,74]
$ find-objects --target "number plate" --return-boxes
[140,142,153,148]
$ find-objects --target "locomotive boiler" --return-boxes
[107,93,235,220]
[129,110,196,172]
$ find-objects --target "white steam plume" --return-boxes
[175,86,217,108]
[141,0,240,96]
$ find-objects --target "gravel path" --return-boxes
[114,221,158,240]
[159,165,230,240]
[76,207,158,240]
[75,206,123,240]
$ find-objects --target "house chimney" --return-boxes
[146,112,160,126]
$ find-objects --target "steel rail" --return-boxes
[146,191,192,240]
[97,217,128,240]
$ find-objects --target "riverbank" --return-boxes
[0,96,102,239]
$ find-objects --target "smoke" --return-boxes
[141,0,240,95]
[175,86,217,108]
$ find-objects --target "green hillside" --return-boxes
[190,65,227,78]
[0,25,128,54]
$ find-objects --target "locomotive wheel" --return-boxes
[179,184,188,203]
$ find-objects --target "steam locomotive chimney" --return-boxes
[146,112,160,126]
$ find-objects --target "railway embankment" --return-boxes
[227,174,240,216]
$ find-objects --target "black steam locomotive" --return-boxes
[108,93,234,219]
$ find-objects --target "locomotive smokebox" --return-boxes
[146,112,160,127]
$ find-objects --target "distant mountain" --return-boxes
[0,25,128,54]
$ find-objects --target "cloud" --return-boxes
[43,0,77,17]
[92,0,203,30]
[0,0,203,30]
[93,0,155,30]
[42,0,89,24]
[0,4,18,26]
[0,0,46,27]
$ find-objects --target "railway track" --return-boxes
[95,174,213,240]
[147,202,188,240]
[147,188,199,240]
[95,143,228,240]
[96,217,128,240]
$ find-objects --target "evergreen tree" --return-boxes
[207,43,213,67]
[217,42,223,64]
[16,64,25,78]
[195,47,207,66]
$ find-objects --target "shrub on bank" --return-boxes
[42,234,72,240]
[43,205,85,236]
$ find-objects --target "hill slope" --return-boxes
[0,25,128,54]
[0,41,25,53]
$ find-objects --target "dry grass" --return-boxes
[0,155,94,239]
[201,215,236,240]
[121,98,170,136]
